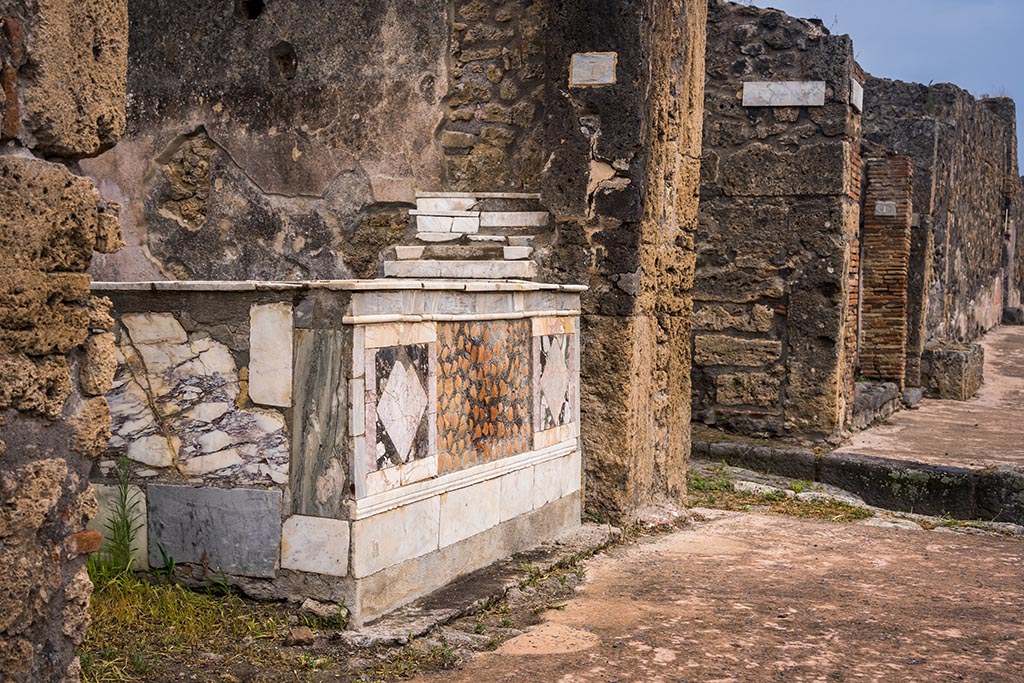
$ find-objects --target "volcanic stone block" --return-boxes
[147,485,282,578]
[694,335,782,367]
[921,343,984,400]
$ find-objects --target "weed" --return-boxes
[687,466,733,492]
[790,479,815,494]
[88,456,143,587]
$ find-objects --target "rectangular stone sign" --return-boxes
[742,81,826,107]
[851,78,864,112]
[875,201,898,217]
[148,485,282,578]
[569,52,617,87]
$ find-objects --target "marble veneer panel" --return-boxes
[108,312,289,485]
[532,317,579,447]
[147,485,282,578]
[370,343,434,470]
[291,328,351,519]
[436,320,533,474]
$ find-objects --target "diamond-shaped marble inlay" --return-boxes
[539,334,573,429]
[377,360,427,463]
[372,343,432,471]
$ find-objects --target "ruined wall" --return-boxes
[83,0,450,282]
[0,0,127,680]
[693,1,861,440]
[863,79,1019,356]
[540,0,706,519]
[440,0,547,191]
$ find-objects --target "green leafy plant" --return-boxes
[88,456,143,586]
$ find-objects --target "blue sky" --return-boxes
[762,0,1023,163]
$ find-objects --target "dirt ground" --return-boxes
[411,509,1024,683]
[837,325,1024,469]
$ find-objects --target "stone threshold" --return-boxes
[692,437,1024,525]
[341,522,620,647]
[91,279,586,293]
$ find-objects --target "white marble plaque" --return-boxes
[851,78,864,112]
[569,52,617,87]
[875,201,898,217]
[742,81,827,107]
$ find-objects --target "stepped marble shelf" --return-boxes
[90,278,584,627]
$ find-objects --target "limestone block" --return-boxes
[693,304,774,333]
[147,485,282,578]
[249,303,293,407]
[79,332,117,396]
[438,478,501,548]
[87,483,148,569]
[694,335,782,367]
[280,515,350,577]
[921,343,984,401]
[499,466,534,523]
[1,0,128,156]
[351,496,439,578]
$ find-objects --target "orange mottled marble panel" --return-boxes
[435,320,533,474]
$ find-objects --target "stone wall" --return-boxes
[0,0,127,680]
[539,0,707,520]
[83,0,451,282]
[693,0,861,440]
[441,0,547,191]
[863,79,1020,361]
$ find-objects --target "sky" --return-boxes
[760,0,1023,161]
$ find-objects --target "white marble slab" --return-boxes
[351,496,440,577]
[851,78,864,112]
[479,211,549,228]
[395,246,425,260]
[875,201,898,217]
[416,232,462,242]
[533,454,568,510]
[439,477,501,548]
[569,52,617,87]
[503,246,533,260]
[742,81,826,107]
[498,466,535,523]
[416,191,541,200]
[281,515,350,577]
[383,260,537,279]
[249,302,294,407]
[416,197,479,212]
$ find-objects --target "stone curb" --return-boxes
[341,522,620,647]
[693,439,1024,525]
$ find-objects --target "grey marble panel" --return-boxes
[147,485,281,578]
[291,328,351,519]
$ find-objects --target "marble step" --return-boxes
[414,191,543,214]
[383,259,538,280]
[394,244,534,261]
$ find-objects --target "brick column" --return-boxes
[858,156,913,386]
